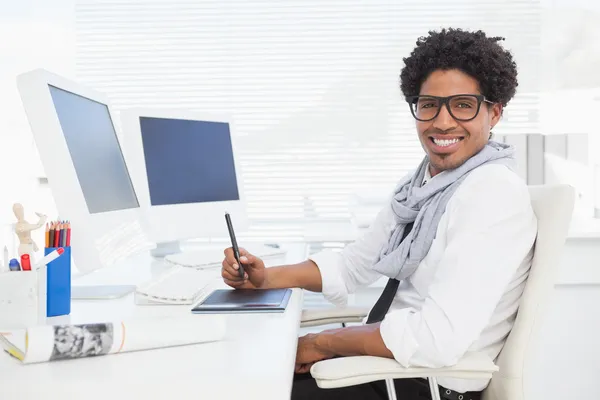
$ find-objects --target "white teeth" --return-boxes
[433,138,460,147]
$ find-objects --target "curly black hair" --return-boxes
[400,28,518,107]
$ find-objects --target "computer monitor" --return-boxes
[120,108,248,257]
[16,69,153,278]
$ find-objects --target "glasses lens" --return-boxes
[448,95,479,120]
[412,96,439,121]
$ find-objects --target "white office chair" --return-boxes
[301,184,576,400]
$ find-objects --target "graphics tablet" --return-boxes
[191,288,292,314]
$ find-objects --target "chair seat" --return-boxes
[311,352,498,389]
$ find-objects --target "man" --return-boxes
[221,28,537,400]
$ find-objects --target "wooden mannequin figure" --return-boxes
[13,203,47,258]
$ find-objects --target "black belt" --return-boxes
[412,378,482,400]
[438,386,482,400]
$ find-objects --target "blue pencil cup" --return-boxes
[44,246,71,317]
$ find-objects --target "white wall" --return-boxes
[529,285,600,398]
[0,0,76,249]
[527,234,600,399]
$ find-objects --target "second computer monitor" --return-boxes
[121,109,248,256]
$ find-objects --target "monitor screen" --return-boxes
[48,85,139,214]
[139,116,240,206]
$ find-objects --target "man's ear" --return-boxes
[490,103,503,128]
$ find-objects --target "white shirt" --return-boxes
[309,163,538,392]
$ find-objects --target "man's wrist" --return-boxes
[314,330,338,358]
[311,324,393,359]
[259,267,272,289]
[261,261,322,292]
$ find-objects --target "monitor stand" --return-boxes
[150,241,182,258]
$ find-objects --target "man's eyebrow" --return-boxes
[416,93,482,97]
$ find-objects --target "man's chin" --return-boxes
[429,154,465,174]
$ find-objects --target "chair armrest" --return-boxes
[300,307,369,327]
[310,352,498,389]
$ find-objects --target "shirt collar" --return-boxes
[422,164,432,186]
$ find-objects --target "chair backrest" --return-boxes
[483,184,575,400]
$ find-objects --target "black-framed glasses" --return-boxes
[406,94,494,122]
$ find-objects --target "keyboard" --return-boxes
[164,244,286,269]
[135,266,219,305]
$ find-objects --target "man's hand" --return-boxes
[294,324,394,374]
[295,333,333,373]
[221,247,267,289]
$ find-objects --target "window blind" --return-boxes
[75,0,541,240]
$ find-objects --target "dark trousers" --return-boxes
[292,373,482,400]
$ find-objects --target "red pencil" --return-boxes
[54,223,60,247]
[66,222,71,247]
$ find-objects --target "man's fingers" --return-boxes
[223,248,238,268]
[226,256,240,270]
[294,363,313,374]
[240,253,257,265]
[222,260,240,277]
[223,278,247,288]
[224,247,253,267]
[221,266,247,281]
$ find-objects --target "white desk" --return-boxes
[0,248,304,400]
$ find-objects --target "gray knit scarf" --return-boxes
[372,140,516,280]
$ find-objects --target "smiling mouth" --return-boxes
[429,137,464,147]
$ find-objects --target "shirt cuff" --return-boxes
[308,250,348,307]
[379,309,419,367]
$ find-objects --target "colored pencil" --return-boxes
[48,222,55,248]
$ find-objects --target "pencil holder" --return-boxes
[45,246,71,317]
[0,268,47,330]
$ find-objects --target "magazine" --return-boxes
[0,315,225,364]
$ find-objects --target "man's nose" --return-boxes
[432,104,457,131]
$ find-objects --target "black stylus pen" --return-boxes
[225,212,245,279]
